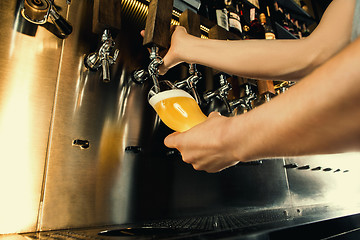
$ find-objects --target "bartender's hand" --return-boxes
[141,25,190,75]
[164,112,240,173]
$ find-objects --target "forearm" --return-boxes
[172,0,353,81]
[183,37,316,81]
[230,37,360,162]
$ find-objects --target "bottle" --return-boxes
[301,22,310,37]
[261,7,276,40]
[300,0,309,13]
[284,12,296,35]
[294,19,303,39]
[257,7,276,103]
[273,1,286,26]
[212,0,229,31]
[239,3,251,39]
[199,0,210,20]
[249,8,264,39]
[225,0,243,36]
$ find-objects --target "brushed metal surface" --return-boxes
[38,0,157,231]
[1,0,360,236]
[0,0,63,234]
[286,152,360,209]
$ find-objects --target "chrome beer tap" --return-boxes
[85,29,119,82]
[21,0,73,36]
[132,46,163,92]
[229,83,257,112]
[203,74,232,114]
[174,64,202,104]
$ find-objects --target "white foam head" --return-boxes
[149,89,194,107]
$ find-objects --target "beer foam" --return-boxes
[149,89,194,107]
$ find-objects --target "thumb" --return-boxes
[209,111,221,118]
[164,132,181,148]
[158,63,169,76]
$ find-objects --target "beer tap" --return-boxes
[131,0,174,92]
[203,25,233,114]
[84,29,119,82]
[203,74,232,114]
[229,82,257,112]
[21,0,73,37]
[174,9,202,104]
[175,64,202,103]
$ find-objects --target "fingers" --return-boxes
[164,132,181,148]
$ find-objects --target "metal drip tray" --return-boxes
[96,208,290,239]
[99,227,207,238]
[19,208,360,240]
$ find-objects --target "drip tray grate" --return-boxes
[99,208,289,238]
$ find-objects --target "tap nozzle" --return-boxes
[148,46,163,92]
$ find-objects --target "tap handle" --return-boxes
[179,9,202,85]
[143,0,174,50]
[179,9,201,38]
[92,0,121,34]
[257,80,275,102]
[208,25,228,40]
[49,6,72,36]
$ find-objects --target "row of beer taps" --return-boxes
[82,29,286,116]
[178,67,257,116]
[132,45,257,116]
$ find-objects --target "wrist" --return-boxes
[220,114,249,163]
[224,113,262,163]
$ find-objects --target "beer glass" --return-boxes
[148,80,207,132]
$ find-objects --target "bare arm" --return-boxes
[164,36,360,173]
[160,0,355,81]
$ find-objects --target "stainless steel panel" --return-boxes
[286,152,360,210]
[0,0,62,234]
[1,0,360,236]
[39,0,157,231]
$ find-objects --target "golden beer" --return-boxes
[149,89,207,132]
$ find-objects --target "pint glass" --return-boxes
[148,81,207,132]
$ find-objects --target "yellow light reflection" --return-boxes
[0,30,52,233]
